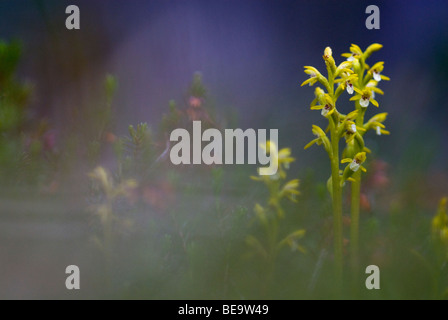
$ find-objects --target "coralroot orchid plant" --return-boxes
[248,141,305,290]
[301,44,390,280]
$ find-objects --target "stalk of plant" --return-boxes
[342,44,390,276]
[302,44,390,282]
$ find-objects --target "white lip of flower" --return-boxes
[366,83,376,98]
[321,104,331,116]
[376,126,381,136]
[349,124,357,133]
[373,71,381,82]
[308,72,316,86]
[346,82,354,94]
[350,160,361,172]
[360,96,370,108]
[347,55,355,61]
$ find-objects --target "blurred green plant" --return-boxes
[88,166,137,259]
[432,197,448,297]
[113,122,155,181]
[0,40,62,186]
[301,44,390,282]
[86,75,118,166]
[248,141,305,292]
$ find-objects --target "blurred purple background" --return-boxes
[0,0,447,173]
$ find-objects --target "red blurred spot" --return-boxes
[360,193,371,212]
[105,132,117,143]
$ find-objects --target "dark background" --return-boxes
[1,0,447,172]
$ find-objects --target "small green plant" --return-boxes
[88,166,137,260]
[301,44,390,281]
[248,141,305,292]
[431,197,448,298]
[432,197,448,263]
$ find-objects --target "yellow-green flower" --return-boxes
[341,43,363,61]
[365,80,384,99]
[252,141,295,180]
[280,179,300,202]
[365,112,390,135]
[339,152,367,186]
[346,121,357,134]
[342,152,367,173]
[335,72,358,95]
[368,62,390,82]
[334,61,354,78]
[311,93,335,117]
[432,197,448,238]
[301,66,320,87]
[323,47,336,74]
[363,43,383,60]
[304,124,331,153]
[351,87,379,108]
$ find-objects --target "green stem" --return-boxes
[350,103,365,276]
[350,172,361,276]
[330,125,343,283]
